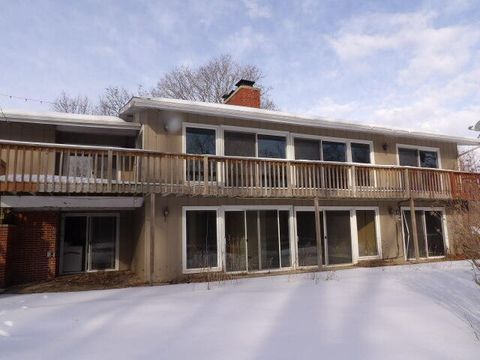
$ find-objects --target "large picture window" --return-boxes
[258,135,286,159]
[398,147,439,168]
[186,127,216,155]
[224,131,256,157]
[293,137,372,164]
[322,141,347,162]
[351,143,371,164]
[185,127,217,181]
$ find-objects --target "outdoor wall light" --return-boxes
[382,143,388,151]
[163,207,169,221]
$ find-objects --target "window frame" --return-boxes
[293,206,382,268]
[59,212,120,275]
[222,205,295,273]
[183,123,220,156]
[182,206,222,274]
[222,125,290,160]
[396,144,442,169]
[291,133,375,165]
[400,206,448,260]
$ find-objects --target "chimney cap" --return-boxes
[235,79,256,87]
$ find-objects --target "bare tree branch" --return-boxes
[52,54,278,115]
[52,91,93,114]
[96,86,132,116]
[151,54,277,110]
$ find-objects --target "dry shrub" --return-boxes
[450,201,480,285]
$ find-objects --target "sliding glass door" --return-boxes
[225,209,291,272]
[61,214,118,274]
[402,209,445,259]
[296,211,324,266]
[225,211,247,272]
[325,211,352,265]
[296,210,352,266]
[89,216,117,270]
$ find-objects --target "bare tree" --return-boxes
[52,55,277,114]
[151,54,277,110]
[96,86,132,116]
[52,91,93,114]
[459,150,480,172]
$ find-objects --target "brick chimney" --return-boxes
[222,79,260,108]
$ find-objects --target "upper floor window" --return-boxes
[294,137,371,164]
[224,130,286,159]
[398,147,439,168]
[322,141,346,162]
[258,135,286,159]
[351,143,371,164]
[186,127,216,155]
[294,138,320,161]
[224,131,256,157]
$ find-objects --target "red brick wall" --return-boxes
[7,212,58,285]
[0,225,14,288]
[225,86,261,108]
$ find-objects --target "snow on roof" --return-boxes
[121,97,480,146]
[1,108,140,131]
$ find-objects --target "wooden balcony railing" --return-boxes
[1,139,479,200]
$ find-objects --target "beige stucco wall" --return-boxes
[136,109,459,170]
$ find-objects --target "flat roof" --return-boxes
[121,97,480,146]
[1,109,140,131]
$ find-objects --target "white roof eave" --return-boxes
[1,109,141,131]
[120,97,480,146]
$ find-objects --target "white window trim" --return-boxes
[222,205,295,273]
[292,133,375,165]
[396,144,442,169]
[59,213,120,275]
[293,206,382,267]
[400,206,449,260]
[222,125,291,160]
[183,205,296,274]
[182,206,222,274]
[182,122,221,156]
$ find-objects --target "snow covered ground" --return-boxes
[0,261,479,360]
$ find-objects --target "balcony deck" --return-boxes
[1,140,479,201]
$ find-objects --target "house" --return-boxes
[1,80,479,287]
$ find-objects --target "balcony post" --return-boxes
[351,165,356,198]
[203,155,209,195]
[409,197,421,261]
[404,168,410,198]
[314,197,324,271]
[107,150,113,192]
[286,161,293,197]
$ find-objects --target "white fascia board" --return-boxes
[1,109,141,131]
[1,196,144,209]
[120,97,480,146]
